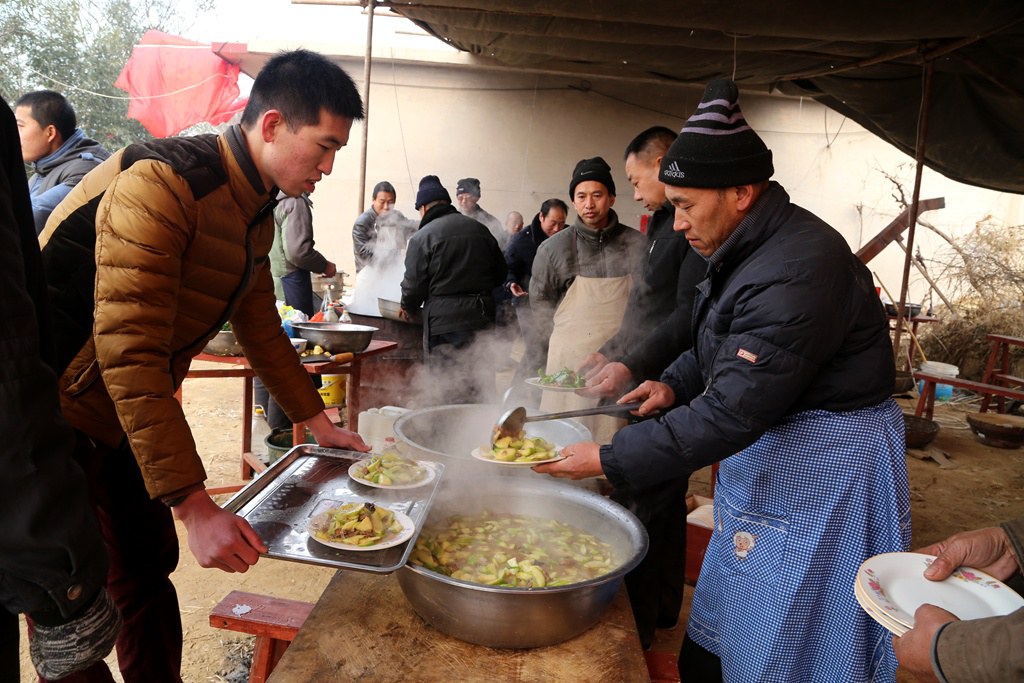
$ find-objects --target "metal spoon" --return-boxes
[492,403,643,444]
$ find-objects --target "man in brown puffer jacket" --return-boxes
[36,50,368,683]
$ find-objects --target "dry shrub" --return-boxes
[916,218,1024,380]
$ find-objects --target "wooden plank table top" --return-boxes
[268,570,650,683]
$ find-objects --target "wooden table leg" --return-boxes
[242,376,255,479]
[347,360,360,432]
[980,340,1002,413]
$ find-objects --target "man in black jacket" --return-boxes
[575,126,706,649]
[537,80,908,682]
[0,99,119,681]
[400,175,507,403]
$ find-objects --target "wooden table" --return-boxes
[980,334,1024,413]
[180,340,398,484]
[888,314,940,371]
[268,571,650,683]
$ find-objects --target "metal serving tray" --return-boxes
[222,444,444,573]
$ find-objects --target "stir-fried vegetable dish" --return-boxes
[536,366,586,388]
[312,502,401,547]
[409,511,617,587]
[485,433,559,463]
[352,450,428,486]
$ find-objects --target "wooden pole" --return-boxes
[357,0,376,214]
[892,58,934,362]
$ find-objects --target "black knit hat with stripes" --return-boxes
[659,79,773,188]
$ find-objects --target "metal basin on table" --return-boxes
[291,322,377,354]
[397,475,647,648]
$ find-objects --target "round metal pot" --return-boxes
[397,476,648,648]
[393,403,591,466]
[291,322,377,354]
[203,329,243,356]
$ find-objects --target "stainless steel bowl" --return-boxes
[290,322,377,353]
[203,329,243,356]
[377,298,422,325]
[397,476,647,648]
[393,404,591,464]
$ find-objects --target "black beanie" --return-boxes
[456,177,481,197]
[569,157,616,198]
[659,80,774,188]
[415,175,451,209]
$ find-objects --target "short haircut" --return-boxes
[623,125,677,162]
[540,198,568,216]
[15,90,76,141]
[241,49,364,131]
[372,180,396,198]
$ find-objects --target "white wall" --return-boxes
[298,54,1022,310]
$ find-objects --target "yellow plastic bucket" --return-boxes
[318,374,346,407]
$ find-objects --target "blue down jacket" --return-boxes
[601,182,893,492]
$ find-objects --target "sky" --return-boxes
[182,0,417,47]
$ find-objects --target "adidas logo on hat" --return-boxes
[662,161,686,180]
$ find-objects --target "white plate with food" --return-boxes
[471,447,565,467]
[307,502,415,551]
[348,452,436,489]
[855,552,1024,627]
[525,377,585,392]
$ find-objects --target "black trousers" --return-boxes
[0,609,18,682]
[679,632,723,682]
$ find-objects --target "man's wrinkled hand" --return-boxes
[173,491,267,572]
[620,380,675,416]
[892,604,958,683]
[919,525,1018,582]
[577,361,634,399]
[533,441,602,479]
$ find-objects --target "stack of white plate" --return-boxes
[854,552,1024,636]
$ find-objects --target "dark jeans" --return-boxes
[31,434,183,683]
[280,269,315,318]
[679,631,723,682]
[616,477,690,649]
[259,269,317,429]
[0,609,17,682]
[426,328,491,404]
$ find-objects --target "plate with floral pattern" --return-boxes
[855,552,1024,627]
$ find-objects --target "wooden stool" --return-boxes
[980,334,1024,413]
[209,590,313,683]
[645,650,681,682]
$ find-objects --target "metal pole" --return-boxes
[357,0,375,214]
[892,59,934,364]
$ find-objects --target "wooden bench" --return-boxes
[980,334,1024,413]
[209,590,313,683]
[914,371,1024,420]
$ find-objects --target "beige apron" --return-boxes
[541,272,631,443]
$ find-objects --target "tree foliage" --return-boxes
[0,0,213,150]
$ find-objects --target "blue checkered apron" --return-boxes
[687,398,911,682]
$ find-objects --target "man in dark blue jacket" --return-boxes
[537,80,909,682]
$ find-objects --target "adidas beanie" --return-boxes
[659,79,774,188]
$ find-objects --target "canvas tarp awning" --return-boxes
[386,1,1024,194]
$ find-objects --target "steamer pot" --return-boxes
[397,476,647,648]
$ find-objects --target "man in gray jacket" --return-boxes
[15,90,109,234]
[271,190,336,316]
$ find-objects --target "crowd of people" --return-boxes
[2,49,1020,683]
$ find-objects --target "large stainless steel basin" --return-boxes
[397,476,647,648]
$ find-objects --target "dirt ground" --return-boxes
[16,372,1024,682]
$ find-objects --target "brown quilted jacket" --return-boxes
[39,127,325,500]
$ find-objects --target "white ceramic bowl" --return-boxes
[290,338,308,354]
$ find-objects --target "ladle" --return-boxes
[492,403,643,444]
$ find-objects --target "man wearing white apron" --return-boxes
[529,157,645,442]
[537,80,910,682]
